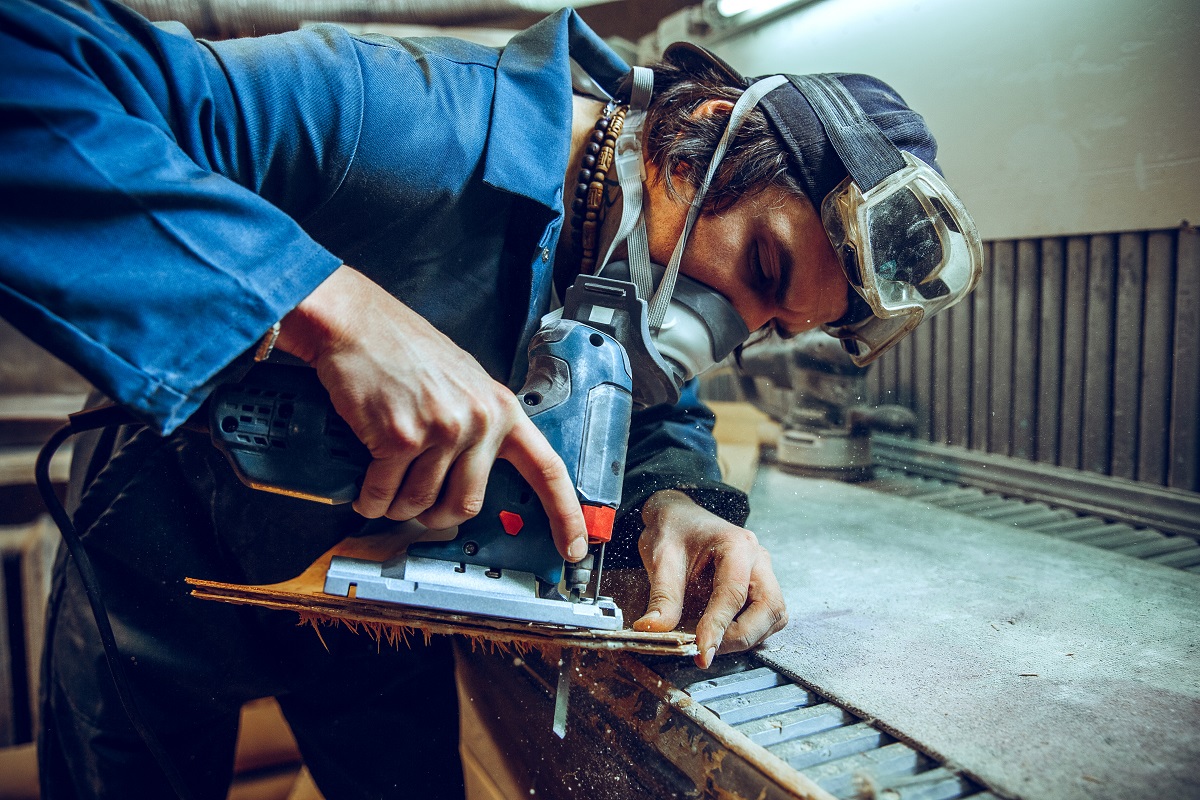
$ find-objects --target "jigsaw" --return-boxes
[203,273,668,633]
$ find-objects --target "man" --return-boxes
[0,0,979,797]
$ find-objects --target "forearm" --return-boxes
[0,0,353,432]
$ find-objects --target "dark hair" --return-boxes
[645,55,807,347]
[643,56,808,214]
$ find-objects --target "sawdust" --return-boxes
[296,610,549,655]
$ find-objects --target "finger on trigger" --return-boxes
[500,415,586,561]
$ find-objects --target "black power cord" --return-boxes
[36,405,195,800]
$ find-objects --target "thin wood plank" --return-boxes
[970,242,993,451]
[1012,240,1040,460]
[1138,231,1175,485]
[1059,237,1089,470]
[1037,239,1065,465]
[932,313,951,444]
[1110,232,1145,479]
[187,533,698,657]
[989,240,1016,457]
[948,288,973,448]
[1082,235,1116,476]
[1170,226,1200,490]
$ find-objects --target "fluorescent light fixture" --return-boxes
[715,0,794,17]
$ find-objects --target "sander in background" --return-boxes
[734,329,916,481]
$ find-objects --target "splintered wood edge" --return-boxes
[188,580,698,657]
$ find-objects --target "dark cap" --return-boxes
[663,42,938,208]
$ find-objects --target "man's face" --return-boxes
[642,162,850,336]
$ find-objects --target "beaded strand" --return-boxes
[569,103,628,275]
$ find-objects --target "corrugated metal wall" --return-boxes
[867,225,1200,493]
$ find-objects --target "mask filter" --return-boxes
[560,261,748,409]
[602,261,748,386]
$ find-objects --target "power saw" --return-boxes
[204,273,658,632]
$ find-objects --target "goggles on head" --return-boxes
[776,73,983,366]
[820,151,982,365]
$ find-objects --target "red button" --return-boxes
[498,510,523,536]
[581,504,616,544]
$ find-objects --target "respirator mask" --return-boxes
[553,66,780,409]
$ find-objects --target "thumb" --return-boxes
[633,544,687,632]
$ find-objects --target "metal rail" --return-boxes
[873,434,1200,540]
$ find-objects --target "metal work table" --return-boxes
[457,465,1200,799]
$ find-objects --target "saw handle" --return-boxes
[204,321,633,586]
[407,320,633,585]
[205,363,371,504]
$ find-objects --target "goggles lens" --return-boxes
[821,153,982,366]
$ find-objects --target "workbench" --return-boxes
[456,464,1200,800]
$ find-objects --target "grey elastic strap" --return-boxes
[647,74,788,329]
[599,67,655,305]
[787,74,905,193]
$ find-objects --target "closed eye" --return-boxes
[751,241,773,292]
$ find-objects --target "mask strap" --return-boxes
[647,75,788,329]
[598,67,655,304]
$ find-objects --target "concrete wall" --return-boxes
[675,0,1199,240]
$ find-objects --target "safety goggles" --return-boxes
[820,151,983,365]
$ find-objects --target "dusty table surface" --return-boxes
[748,466,1200,800]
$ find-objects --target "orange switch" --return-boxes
[581,504,616,544]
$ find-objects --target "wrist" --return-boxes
[275,265,357,364]
[641,489,695,527]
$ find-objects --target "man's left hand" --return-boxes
[631,489,788,669]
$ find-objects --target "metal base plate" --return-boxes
[323,555,624,631]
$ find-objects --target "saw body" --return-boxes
[207,315,634,631]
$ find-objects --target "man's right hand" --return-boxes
[275,265,590,563]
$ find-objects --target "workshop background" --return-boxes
[2,1,1198,799]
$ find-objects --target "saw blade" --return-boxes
[552,650,574,738]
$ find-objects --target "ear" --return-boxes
[673,100,735,182]
[691,99,735,121]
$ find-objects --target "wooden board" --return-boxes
[188,533,697,657]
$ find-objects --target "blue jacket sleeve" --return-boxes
[607,381,750,568]
[0,0,356,432]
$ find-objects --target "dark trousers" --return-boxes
[38,425,465,799]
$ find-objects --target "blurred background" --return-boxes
[2,2,1197,798]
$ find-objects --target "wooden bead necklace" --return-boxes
[569,102,628,275]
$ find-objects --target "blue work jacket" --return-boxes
[0,0,748,546]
